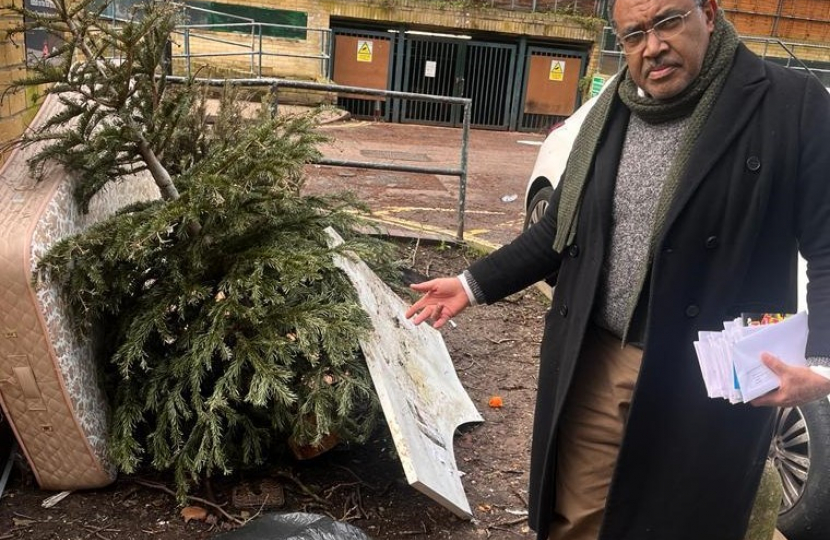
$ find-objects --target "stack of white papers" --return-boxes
[693,311,808,403]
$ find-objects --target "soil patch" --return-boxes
[0,239,546,540]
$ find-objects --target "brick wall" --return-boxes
[721,0,830,43]
[173,0,600,80]
[0,9,37,167]
[322,0,599,41]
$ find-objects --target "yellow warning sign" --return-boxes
[357,40,373,63]
[549,60,565,81]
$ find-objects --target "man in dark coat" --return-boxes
[405,0,830,539]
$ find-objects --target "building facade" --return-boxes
[0,5,40,167]
[1,0,828,148]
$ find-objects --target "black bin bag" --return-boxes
[213,512,372,540]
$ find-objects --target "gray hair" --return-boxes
[608,0,707,27]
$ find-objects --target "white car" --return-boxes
[523,85,830,540]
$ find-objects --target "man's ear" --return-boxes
[703,0,718,30]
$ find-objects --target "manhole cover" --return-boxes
[360,149,431,162]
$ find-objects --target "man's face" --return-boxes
[613,0,717,100]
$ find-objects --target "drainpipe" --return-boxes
[771,0,785,38]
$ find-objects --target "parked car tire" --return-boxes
[522,185,553,231]
[774,399,830,540]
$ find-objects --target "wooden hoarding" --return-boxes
[524,54,582,116]
[333,35,391,91]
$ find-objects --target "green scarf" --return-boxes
[552,10,740,253]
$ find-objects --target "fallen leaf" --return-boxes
[181,505,209,523]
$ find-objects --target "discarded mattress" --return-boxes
[0,95,160,490]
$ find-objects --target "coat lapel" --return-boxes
[660,46,770,240]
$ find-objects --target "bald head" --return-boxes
[608,0,707,26]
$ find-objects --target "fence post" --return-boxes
[184,27,191,78]
[457,101,471,241]
[269,83,280,118]
[258,25,264,77]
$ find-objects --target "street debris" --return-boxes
[41,490,72,509]
[212,512,370,540]
[181,506,209,523]
[328,228,484,519]
[232,479,285,510]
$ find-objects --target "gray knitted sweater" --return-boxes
[594,114,692,339]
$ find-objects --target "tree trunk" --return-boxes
[744,459,784,540]
[138,138,179,201]
[137,138,202,236]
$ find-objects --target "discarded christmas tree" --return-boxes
[7,0,393,496]
[5,0,188,206]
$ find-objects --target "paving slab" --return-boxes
[306,120,546,249]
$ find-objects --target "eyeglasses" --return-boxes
[616,9,695,55]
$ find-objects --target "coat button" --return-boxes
[705,236,719,249]
[568,245,580,258]
[559,304,569,317]
[685,304,700,318]
[746,156,761,171]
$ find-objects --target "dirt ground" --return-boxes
[0,121,551,539]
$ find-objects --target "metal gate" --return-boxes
[463,42,516,129]
[330,24,587,132]
[400,37,516,130]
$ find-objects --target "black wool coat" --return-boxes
[468,45,830,540]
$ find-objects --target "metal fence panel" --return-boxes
[401,37,463,126]
[399,36,517,129]
[463,41,517,129]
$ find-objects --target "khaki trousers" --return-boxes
[548,326,642,540]
[546,327,788,540]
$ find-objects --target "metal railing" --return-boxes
[99,3,332,79]
[166,76,474,241]
[483,0,598,15]
[742,36,830,87]
[173,5,331,79]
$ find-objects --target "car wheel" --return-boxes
[773,399,830,540]
[523,186,553,231]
